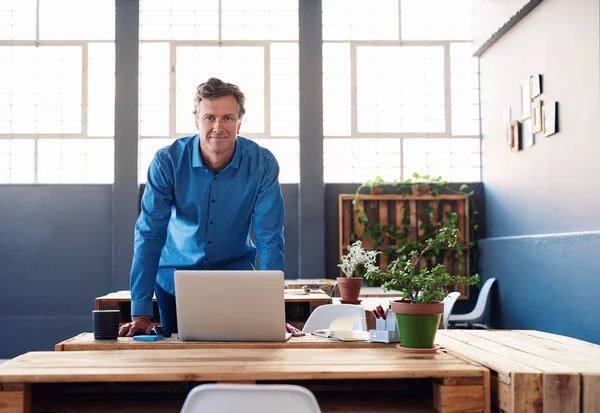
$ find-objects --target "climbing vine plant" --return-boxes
[350,173,480,286]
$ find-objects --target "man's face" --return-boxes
[195,95,242,159]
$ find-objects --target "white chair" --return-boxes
[301,304,367,333]
[442,292,461,329]
[180,383,322,413]
[448,278,497,329]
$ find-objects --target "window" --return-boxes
[322,0,480,183]
[138,0,300,183]
[0,0,115,184]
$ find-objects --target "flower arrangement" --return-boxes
[338,240,380,278]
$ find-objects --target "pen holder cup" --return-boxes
[368,311,400,343]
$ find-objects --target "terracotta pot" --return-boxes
[336,277,363,302]
[391,299,443,349]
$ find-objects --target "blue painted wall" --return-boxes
[477,0,600,343]
[0,184,298,358]
[0,186,113,357]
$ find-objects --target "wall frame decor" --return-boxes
[543,101,558,136]
[522,117,534,147]
[532,99,543,133]
[521,79,531,118]
[510,120,521,151]
[531,74,542,98]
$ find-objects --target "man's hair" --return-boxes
[192,77,246,119]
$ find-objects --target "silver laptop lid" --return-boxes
[174,270,289,342]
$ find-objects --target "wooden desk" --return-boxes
[0,348,489,413]
[55,333,395,351]
[436,329,600,413]
[95,290,332,329]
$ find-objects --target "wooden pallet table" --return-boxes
[436,329,600,413]
[54,333,396,351]
[0,348,490,413]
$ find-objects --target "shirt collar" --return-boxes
[192,134,242,170]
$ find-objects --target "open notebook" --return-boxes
[311,316,369,342]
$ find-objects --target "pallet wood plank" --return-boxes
[432,383,485,413]
[543,373,580,413]
[511,373,543,413]
[582,374,600,413]
[0,349,486,383]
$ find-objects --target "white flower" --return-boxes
[338,240,380,277]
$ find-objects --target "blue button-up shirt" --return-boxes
[130,135,285,316]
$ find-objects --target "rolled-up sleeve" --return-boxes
[130,150,174,316]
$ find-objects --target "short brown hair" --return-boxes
[192,77,246,118]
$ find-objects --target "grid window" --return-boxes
[451,43,480,136]
[0,0,36,40]
[403,138,480,182]
[139,0,300,183]
[357,46,445,133]
[322,0,398,41]
[322,0,480,184]
[401,0,473,41]
[0,0,115,184]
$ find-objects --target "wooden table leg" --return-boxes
[0,383,31,413]
[433,376,486,413]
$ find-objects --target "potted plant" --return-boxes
[365,227,480,351]
[337,240,380,303]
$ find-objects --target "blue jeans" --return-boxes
[154,282,178,334]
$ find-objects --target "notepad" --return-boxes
[311,316,369,341]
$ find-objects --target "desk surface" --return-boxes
[0,347,487,383]
[55,333,395,351]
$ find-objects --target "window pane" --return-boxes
[401,0,473,41]
[175,46,265,134]
[39,0,115,40]
[356,46,444,133]
[323,43,350,136]
[323,137,401,183]
[0,0,36,40]
[0,46,82,134]
[270,43,299,137]
[139,43,170,136]
[221,0,298,40]
[323,0,398,41]
[140,0,219,40]
[451,43,480,136]
[88,43,115,137]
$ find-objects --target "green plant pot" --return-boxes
[394,313,441,349]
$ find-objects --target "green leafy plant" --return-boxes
[351,172,480,279]
[364,227,480,304]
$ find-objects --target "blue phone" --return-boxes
[133,335,164,341]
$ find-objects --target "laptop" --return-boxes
[174,270,292,342]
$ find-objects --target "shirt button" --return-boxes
[210,221,214,224]
[211,199,215,203]
[208,241,212,244]
[214,177,217,180]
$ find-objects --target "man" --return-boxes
[118,77,303,337]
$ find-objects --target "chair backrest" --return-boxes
[469,278,497,323]
[180,383,322,413]
[442,292,461,329]
[301,304,367,333]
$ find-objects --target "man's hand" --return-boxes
[286,322,304,337]
[118,315,153,337]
